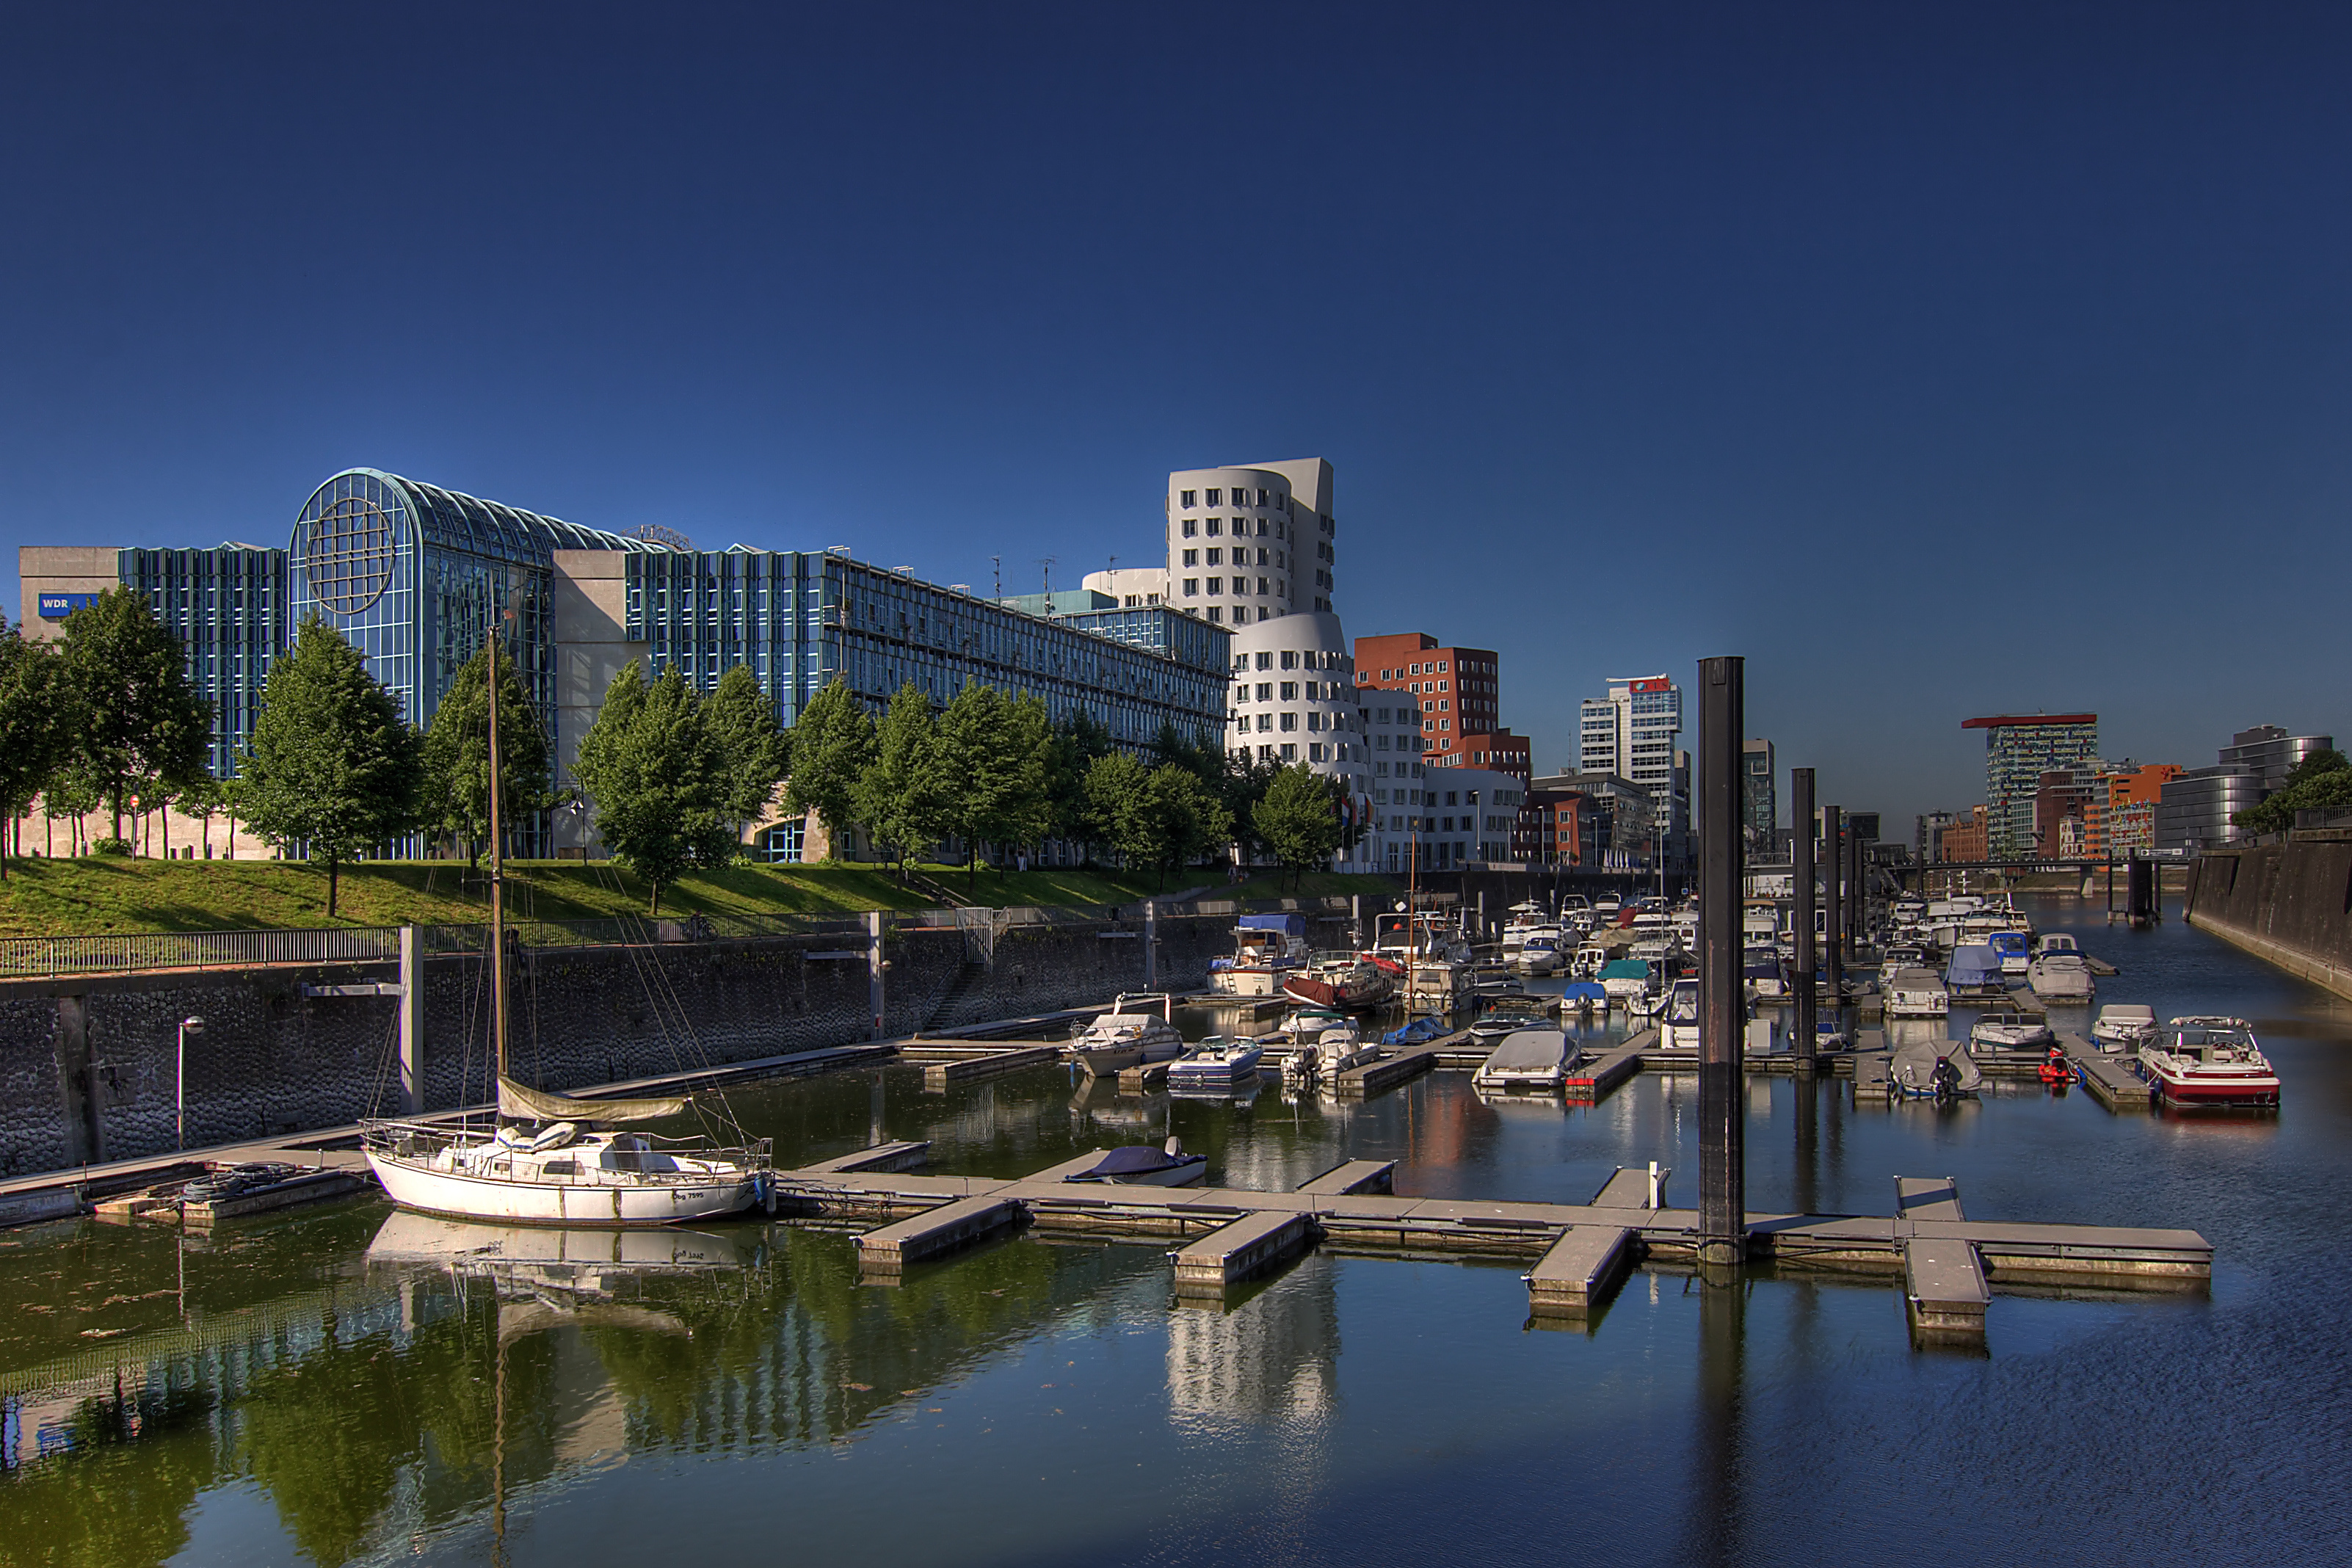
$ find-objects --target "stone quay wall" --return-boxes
[0,910,1329,1178]
[2185,836,2352,1002]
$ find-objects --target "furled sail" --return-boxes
[498,1075,689,1125]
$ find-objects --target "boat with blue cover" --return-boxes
[1059,1139,1208,1186]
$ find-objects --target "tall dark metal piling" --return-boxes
[1698,656,1746,1267]
[1790,768,1817,1075]
[1848,827,1866,949]
[1822,805,1845,1010]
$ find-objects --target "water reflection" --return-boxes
[5,894,2351,1566]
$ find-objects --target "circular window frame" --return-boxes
[304,493,399,615]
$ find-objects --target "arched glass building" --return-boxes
[289,469,650,740]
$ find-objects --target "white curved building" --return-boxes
[1166,460,1335,629]
[1230,609,1415,871]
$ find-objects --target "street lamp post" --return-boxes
[176,1017,206,1151]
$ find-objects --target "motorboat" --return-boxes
[1592,896,1622,924]
[1469,994,1551,1045]
[1660,978,1702,1048]
[1572,943,1610,980]
[1558,895,1594,934]
[1407,955,1476,1009]
[1282,1020,1377,1084]
[1878,944,1939,988]
[1986,929,2032,977]
[1891,1039,1984,1099]
[361,613,772,1227]
[1597,957,1653,1003]
[2135,1017,2280,1108]
[1473,1028,1580,1092]
[1516,935,1567,977]
[1283,951,1396,1012]
[1383,1015,1451,1048]
[1971,1008,2054,1050]
[1060,1139,1208,1186]
[1166,1037,1266,1089]
[1274,1005,1354,1045]
[1499,904,1547,963]
[1210,914,1311,997]
[1068,994,1186,1076]
[1625,981,1672,1023]
[1883,968,1951,1019]
[2034,932,2083,957]
[1945,944,2008,1001]
[2026,951,2097,1005]
[2091,1004,2158,1050]
[1743,944,1790,1001]
[1558,981,1608,1017]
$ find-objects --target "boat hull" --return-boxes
[366,1150,761,1227]
[1282,973,1392,1011]
[2140,1067,2281,1107]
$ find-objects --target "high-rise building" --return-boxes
[1742,738,1776,854]
[1158,459,1335,629]
[1961,712,2099,858]
[1352,632,1502,763]
[1581,675,1688,865]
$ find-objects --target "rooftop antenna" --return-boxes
[991,556,1001,599]
[1039,556,1056,595]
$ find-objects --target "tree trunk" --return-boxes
[160,804,170,861]
[648,880,661,918]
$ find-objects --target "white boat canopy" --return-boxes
[498,1075,689,1125]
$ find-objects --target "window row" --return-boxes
[1180,547,1285,569]
[1179,487,1282,509]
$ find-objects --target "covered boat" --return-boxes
[1061,1139,1208,1186]
[1469,995,1551,1044]
[1383,1015,1450,1048]
[1473,1028,1579,1092]
[2027,951,2097,1004]
[1598,957,1652,1002]
[1945,944,2007,999]
[2135,1017,2280,1107]
[2091,1003,2157,1049]
[1558,981,1608,1016]
[1971,1008,2053,1049]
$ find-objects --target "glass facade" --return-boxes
[1970,715,2100,858]
[625,551,1230,747]
[119,545,290,779]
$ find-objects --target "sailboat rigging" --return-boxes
[360,601,774,1225]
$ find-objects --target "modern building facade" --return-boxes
[1580,676,1688,866]
[1742,738,1775,854]
[2156,766,2262,854]
[2219,725,2335,793]
[1165,460,1335,628]
[1531,771,1655,870]
[1962,712,2099,858]
[2087,763,2182,858]
[1353,633,1503,761]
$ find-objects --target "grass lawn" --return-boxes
[0,856,1404,937]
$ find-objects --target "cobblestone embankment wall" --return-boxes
[0,910,1302,1177]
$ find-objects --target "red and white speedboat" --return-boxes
[2135,1016,2281,1108]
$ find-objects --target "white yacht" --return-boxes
[1069,994,1186,1075]
[2091,1004,2158,1050]
[1884,968,1951,1019]
[361,614,771,1227]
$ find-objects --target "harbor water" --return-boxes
[3,896,2347,1565]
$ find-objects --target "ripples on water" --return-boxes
[2,897,2346,1566]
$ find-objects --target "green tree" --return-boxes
[0,617,63,876]
[704,664,793,826]
[238,616,424,916]
[932,683,1054,891]
[1086,753,1232,890]
[573,663,736,914]
[2235,749,2352,835]
[1220,749,1282,867]
[420,638,551,865]
[857,682,951,879]
[1253,763,1344,890]
[785,678,875,857]
[1044,710,1114,860]
[56,587,213,844]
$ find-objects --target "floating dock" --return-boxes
[855,1194,1028,1274]
[2061,1034,2154,1110]
[1170,1211,1315,1295]
[919,1044,1059,1089]
[1524,1222,1638,1319]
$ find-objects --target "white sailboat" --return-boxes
[360,607,773,1227]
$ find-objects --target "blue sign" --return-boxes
[37,593,104,620]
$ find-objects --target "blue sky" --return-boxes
[5,2,2349,830]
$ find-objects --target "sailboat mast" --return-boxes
[487,618,507,1087]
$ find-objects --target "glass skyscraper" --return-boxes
[1964,713,2099,858]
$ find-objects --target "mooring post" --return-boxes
[866,910,885,1039]
[1848,828,1865,949]
[398,924,425,1115]
[1144,899,1158,989]
[1790,768,1817,1075]
[1698,655,1746,1266]
[1822,804,1845,1012]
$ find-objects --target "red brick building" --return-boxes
[1353,632,1500,760]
